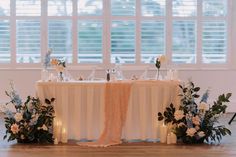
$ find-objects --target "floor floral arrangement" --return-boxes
[3,82,55,143]
[158,81,231,144]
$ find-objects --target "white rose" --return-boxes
[14,112,23,122]
[192,116,201,126]
[197,131,205,138]
[42,124,48,131]
[174,110,185,120]
[186,128,197,137]
[199,102,208,111]
[11,124,19,134]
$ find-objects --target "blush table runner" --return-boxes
[80,81,133,147]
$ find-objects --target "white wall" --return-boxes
[0,68,235,112]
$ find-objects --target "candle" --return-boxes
[167,133,172,144]
[54,138,58,145]
[170,132,177,144]
[160,124,167,143]
[61,127,68,143]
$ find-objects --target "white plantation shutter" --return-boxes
[111,21,135,64]
[202,22,227,64]
[141,21,165,63]
[0,20,10,63]
[173,0,197,17]
[78,0,103,16]
[141,0,166,16]
[48,0,73,16]
[172,21,196,64]
[48,20,72,63]
[16,20,40,63]
[16,0,41,16]
[0,0,231,67]
[111,0,136,16]
[78,21,103,63]
[0,1,10,16]
[203,0,227,16]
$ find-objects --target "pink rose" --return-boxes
[11,124,19,134]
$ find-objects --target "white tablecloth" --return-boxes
[36,80,180,142]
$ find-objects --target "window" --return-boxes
[48,0,73,16]
[203,0,227,16]
[0,20,10,63]
[78,0,103,15]
[202,22,227,64]
[0,1,10,64]
[172,21,196,64]
[16,20,41,63]
[0,1,10,16]
[141,0,166,16]
[173,0,197,17]
[48,20,72,63]
[141,21,165,63]
[202,0,227,64]
[0,0,231,68]
[16,0,41,16]
[78,21,103,63]
[111,0,136,16]
[111,21,135,64]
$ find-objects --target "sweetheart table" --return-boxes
[36,80,180,146]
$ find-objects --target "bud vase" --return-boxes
[41,68,49,81]
[58,72,64,81]
[156,69,160,80]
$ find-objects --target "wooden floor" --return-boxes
[0,113,236,157]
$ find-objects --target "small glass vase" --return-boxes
[58,72,64,81]
[41,68,49,81]
[156,68,160,80]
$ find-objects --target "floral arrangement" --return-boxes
[51,58,66,72]
[43,48,52,70]
[155,55,166,79]
[158,81,231,144]
[4,82,55,143]
[51,58,66,81]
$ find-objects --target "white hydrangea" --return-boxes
[174,110,185,120]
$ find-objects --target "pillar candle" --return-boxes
[54,138,58,145]
[61,127,68,143]
[170,132,177,144]
[160,124,167,143]
[167,133,172,144]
